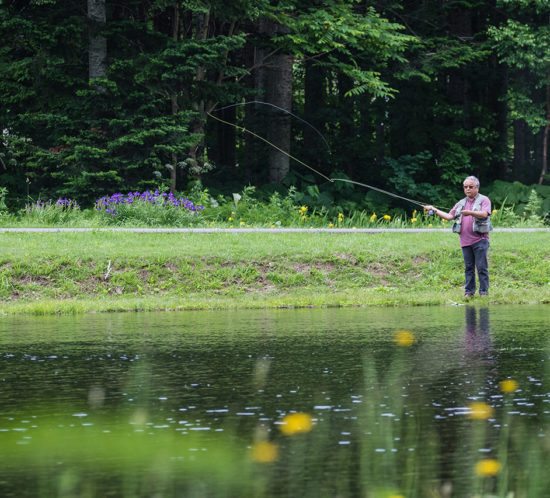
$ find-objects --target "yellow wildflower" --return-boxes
[394,330,415,347]
[370,213,377,222]
[251,441,279,463]
[299,205,308,216]
[475,458,501,477]
[468,401,494,420]
[492,209,498,216]
[411,217,417,223]
[412,209,417,217]
[328,223,334,228]
[383,214,391,221]
[500,379,519,394]
[338,212,344,223]
[228,216,233,222]
[279,412,313,436]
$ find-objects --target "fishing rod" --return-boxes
[329,178,435,210]
[208,102,448,212]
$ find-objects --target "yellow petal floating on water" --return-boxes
[499,379,519,394]
[468,401,494,420]
[279,412,313,436]
[251,441,279,463]
[475,458,501,477]
[394,330,415,347]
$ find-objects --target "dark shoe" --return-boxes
[464,293,474,299]
[479,292,488,297]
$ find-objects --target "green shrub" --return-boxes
[21,199,84,226]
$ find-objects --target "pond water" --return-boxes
[0,305,549,498]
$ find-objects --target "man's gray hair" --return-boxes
[464,175,480,187]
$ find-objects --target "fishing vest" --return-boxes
[452,194,493,234]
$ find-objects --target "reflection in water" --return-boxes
[0,306,548,497]
[463,305,492,356]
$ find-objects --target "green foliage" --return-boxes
[3,180,549,229]
[382,146,475,209]
[488,20,549,75]
[491,191,547,228]
[488,2,550,132]
[0,0,548,205]
[276,1,415,99]
[523,189,546,223]
[385,152,444,205]
[0,0,256,201]
[21,199,85,226]
[419,37,492,74]
[0,187,8,214]
[98,198,204,227]
[488,180,550,215]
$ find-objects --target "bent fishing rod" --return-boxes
[208,101,448,212]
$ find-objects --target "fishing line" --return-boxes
[213,100,332,155]
[207,108,332,182]
[208,103,448,211]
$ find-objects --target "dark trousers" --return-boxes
[461,239,489,295]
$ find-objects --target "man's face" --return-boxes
[463,180,479,199]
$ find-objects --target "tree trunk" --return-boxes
[513,119,529,181]
[491,57,509,179]
[180,9,211,188]
[212,105,236,172]
[170,3,180,193]
[304,59,325,169]
[251,18,294,185]
[88,0,107,80]
[242,32,269,184]
[338,73,355,177]
[266,52,293,183]
[446,6,472,127]
[539,84,549,184]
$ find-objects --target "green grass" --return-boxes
[1,231,549,314]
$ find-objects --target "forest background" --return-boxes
[1,0,549,219]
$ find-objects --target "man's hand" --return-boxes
[462,209,489,218]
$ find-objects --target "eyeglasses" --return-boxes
[463,185,477,189]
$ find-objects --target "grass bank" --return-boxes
[1,231,549,314]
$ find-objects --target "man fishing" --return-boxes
[210,105,493,299]
[424,176,492,298]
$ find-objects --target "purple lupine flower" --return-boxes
[55,198,79,209]
[94,190,204,217]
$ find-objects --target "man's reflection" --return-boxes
[464,305,493,357]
